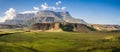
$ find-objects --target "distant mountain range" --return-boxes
[2,10,87,25]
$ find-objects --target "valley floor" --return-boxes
[0,29,120,52]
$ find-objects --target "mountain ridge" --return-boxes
[1,10,87,25]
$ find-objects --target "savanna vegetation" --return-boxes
[0,29,120,52]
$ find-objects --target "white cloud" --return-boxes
[41,3,49,10]
[20,11,36,14]
[61,7,66,10]
[33,7,40,11]
[50,6,57,10]
[50,7,59,10]
[41,2,66,11]
[5,8,16,18]
[0,8,17,22]
[56,1,62,5]
[41,3,58,10]
[0,1,67,22]
[20,7,40,14]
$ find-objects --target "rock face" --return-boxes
[91,24,120,31]
[3,10,87,25]
[31,22,95,32]
[31,23,56,30]
[71,23,96,32]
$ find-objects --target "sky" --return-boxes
[0,0,120,25]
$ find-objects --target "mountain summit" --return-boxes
[2,10,87,25]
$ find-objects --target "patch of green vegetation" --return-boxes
[59,23,73,32]
[111,30,120,32]
[0,30,120,52]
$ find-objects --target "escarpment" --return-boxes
[31,22,95,32]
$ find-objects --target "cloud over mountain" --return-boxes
[41,3,49,10]
[41,1,66,10]
[0,0,67,22]
[0,8,17,22]
[56,1,62,5]
[33,7,40,11]
[61,7,66,10]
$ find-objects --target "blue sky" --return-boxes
[0,0,120,25]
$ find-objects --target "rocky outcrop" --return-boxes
[30,22,63,32]
[31,23,56,30]
[91,24,120,31]
[72,23,96,32]
[31,22,95,32]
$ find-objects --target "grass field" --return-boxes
[0,29,120,52]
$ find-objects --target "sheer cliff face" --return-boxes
[35,10,64,23]
[3,10,87,25]
[31,23,94,32]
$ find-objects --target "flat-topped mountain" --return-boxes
[2,10,87,25]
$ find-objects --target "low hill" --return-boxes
[91,24,120,31]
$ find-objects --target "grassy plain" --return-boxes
[0,29,120,52]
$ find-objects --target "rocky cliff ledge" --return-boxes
[30,22,96,32]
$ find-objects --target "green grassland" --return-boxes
[0,29,120,52]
